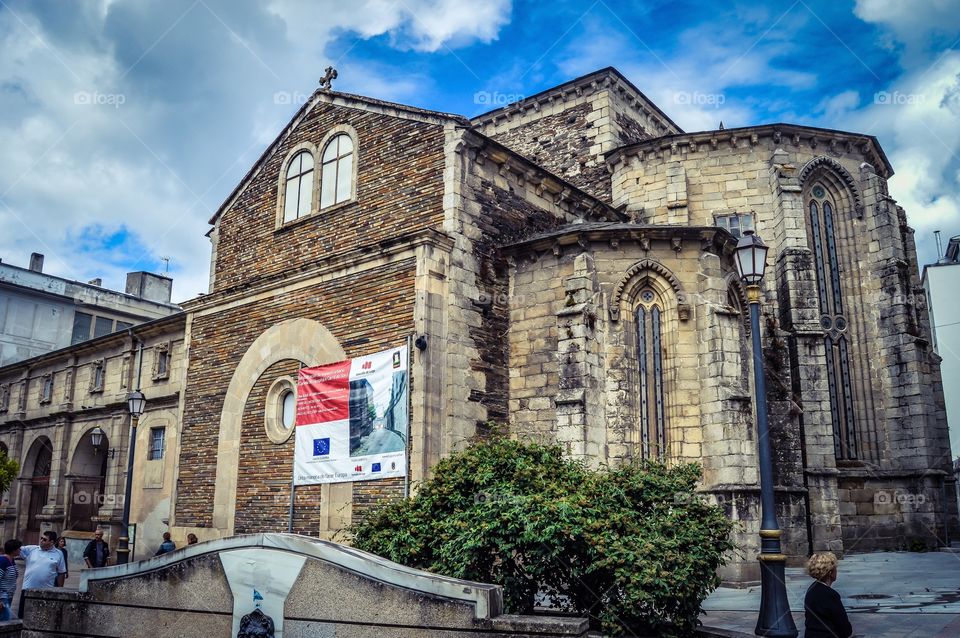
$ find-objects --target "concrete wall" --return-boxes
[924,263,960,459]
[21,534,588,638]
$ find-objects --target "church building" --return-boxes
[0,67,953,582]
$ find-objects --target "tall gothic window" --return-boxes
[283,150,315,223]
[320,134,354,209]
[635,288,666,459]
[808,184,858,459]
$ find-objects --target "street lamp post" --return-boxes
[117,389,146,565]
[735,230,798,638]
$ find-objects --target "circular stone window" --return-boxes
[265,377,297,444]
[812,185,826,199]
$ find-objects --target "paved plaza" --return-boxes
[701,552,960,637]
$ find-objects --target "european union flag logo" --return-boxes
[313,438,330,457]
[372,463,381,472]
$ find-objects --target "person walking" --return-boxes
[154,532,176,556]
[55,537,69,583]
[804,551,853,638]
[83,529,110,568]
[20,531,67,589]
[0,540,21,621]
[186,533,198,546]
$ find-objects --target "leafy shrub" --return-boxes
[350,438,734,636]
[0,449,17,494]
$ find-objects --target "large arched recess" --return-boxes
[211,318,345,534]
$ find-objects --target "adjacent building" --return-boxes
[923,235,960,459]
[0,252,180,366]
[0,68,954,582]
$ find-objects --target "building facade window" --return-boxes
[283,150,315,223]
[152,343,171,381]
[635,288,666,460]
[71,313,132,344]
[320,134,354,209]
[40,374,53,404]
[148,427,165,460]
[715,212,754,238]
[808,184,858,460]
[90,359,105,393]
[264,376,297,444]
[281,390,296,429]
[93,316,114,339]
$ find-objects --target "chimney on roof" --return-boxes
[125,271,173,304]
[29,252,44,273]
[88,278,102,287]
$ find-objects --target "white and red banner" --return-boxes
[293,346,409,485]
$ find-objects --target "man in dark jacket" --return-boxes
[154,532,176,556]
[83,529,110,568]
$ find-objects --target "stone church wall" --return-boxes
[472,69,678,203]
[432,127,621,452]
[609,126,956,555]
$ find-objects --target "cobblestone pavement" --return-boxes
[701,552,960,637]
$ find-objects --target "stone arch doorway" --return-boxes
[66,429,109,532]
[210,318,345,535]
[21,437,53,544]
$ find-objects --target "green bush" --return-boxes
[350,438,734,636]
[0,449,17,494]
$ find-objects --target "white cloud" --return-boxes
[846,8,960,266]
[266,0,512,53]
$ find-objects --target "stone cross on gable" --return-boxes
[319,66,338,91]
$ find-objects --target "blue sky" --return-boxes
[0,0,958,302]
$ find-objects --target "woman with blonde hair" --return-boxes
[803,552,852,638]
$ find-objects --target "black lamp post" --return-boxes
[735,230,798,637]
[117,390,145,564]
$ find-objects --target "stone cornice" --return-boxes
[461,129,625,223]
[606,123,893,179]
[183,228,456,314]
[470,67,682,136]
[501,223,736,256]
[0,313,185,378]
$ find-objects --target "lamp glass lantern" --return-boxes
[734,230,769,284]
[127,390,146,418]
[90,426,105,452]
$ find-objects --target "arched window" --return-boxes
[320,134,354,209]
[635,288,666,460]
[808,183,858,459]
[283,150,315,223]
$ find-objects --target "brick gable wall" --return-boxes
[212,103,445,294]
[176,260,415,528]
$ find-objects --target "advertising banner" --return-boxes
[293,346,408,485]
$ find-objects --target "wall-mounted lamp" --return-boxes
[90,426,118,459]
